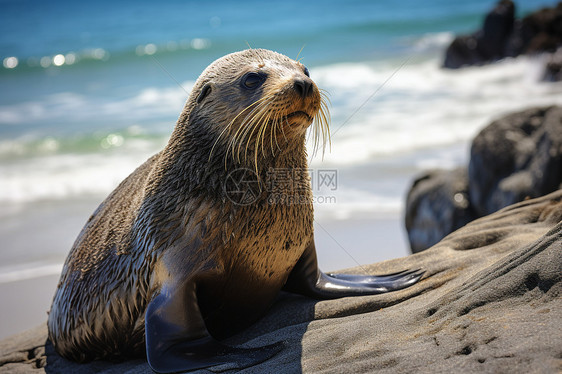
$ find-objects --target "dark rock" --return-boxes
[405,106,562,252]
[479,0,516,59]
[1,190,561,373]
[505,2,562,57]
[405,168,477,253]
[443,0,515,69]
[469,106,562,216]
[444,0,562,69]
[442,35,483,70]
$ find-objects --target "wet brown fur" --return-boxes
[47,49,329,362]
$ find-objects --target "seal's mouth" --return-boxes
[285,111,313,125]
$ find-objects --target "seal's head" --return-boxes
[180,49,330,168]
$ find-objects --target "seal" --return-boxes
[47,49,423,373]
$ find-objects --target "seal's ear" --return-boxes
[197,83,213,104]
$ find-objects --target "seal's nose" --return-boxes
[293,78,314,98]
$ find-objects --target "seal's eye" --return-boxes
[242,72,266,89]
[303,67,310,77]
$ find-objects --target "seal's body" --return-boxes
[48,49,423,373]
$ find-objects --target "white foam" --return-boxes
[411,32,455,52]
[0,81,193,126]
[0,141,160,203]
[309,55,562,166]
[0,262,62,284]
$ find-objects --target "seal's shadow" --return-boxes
[42,293,314,373]
[222,292,316,373]
[43,338,146,373]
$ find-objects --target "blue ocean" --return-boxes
[1,0,561,292]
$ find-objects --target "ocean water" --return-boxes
[1,0,562,283]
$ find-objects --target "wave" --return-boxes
[410,32,455,52]
[0,137,161,204]
[310,54,562,166]
[0,262,62,284]
[0,81,192,127]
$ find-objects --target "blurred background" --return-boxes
[1,0,561,339]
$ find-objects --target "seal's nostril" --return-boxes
[293,78,313,98]
[294,79,305,97]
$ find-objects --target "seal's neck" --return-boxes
[155,118,309,198]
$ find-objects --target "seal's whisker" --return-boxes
[225,97,268,154]
[313,120,320,158]
[211,124,234,167]
[238,95,272,137]
[228,96,271,158]
[250,105,273,174]
[230,96,273,164]
[232,94,271,141]
[322,99,332,146]
[305,120,315,157]
[270,111,281,156]
[262,109,277,157]
[319,89,332,104]
[308,95,331,159]
[231,107,262,163]
[281,117,289,142]
[211,95,270,167]
[249,103,274,168]
[318,98,331,157]
[319,102,327,150]
[240,97,274,164]
[308,108,320,159]
[269,114,275,156]
[254,111,267,160]
[258,109,274,158]
[273,113,282,151]
[295,44,306,61]
[238,97,272,156]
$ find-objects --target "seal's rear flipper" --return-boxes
[283,240,424,299]
[145,281,283,373]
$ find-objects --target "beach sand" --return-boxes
[313,214,410,272]
[0,213,409,340]
[0,274,58,340]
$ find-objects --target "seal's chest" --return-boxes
[228,203,312,280]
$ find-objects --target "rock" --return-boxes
[479,0,516,59]
[442,35,484,70]
[444,0,562,69]
[405,106,562,252]
[469,106,562,216]
[1,190,561,373]
[505,2,562,57]
[405,168,477,253]
[443,0,515,69]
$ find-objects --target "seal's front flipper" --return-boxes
[283,240,424,300]
[319,269,424,294]
[326,269,424,290]
[145,281,283,374]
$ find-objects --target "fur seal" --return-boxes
[48,49,423,373]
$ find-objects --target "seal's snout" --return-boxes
[293,78,314,98]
